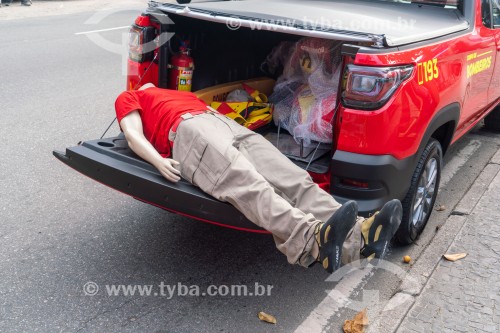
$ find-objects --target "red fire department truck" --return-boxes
[54,0,500,244]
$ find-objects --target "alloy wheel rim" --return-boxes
[412,157,438,226]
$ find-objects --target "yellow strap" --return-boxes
[250,91,268,103]
[222,111,247,125]
[246,112,272,124]
[210,100,273,129]
[247,105,271,117]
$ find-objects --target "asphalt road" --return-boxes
[1,7,499,333]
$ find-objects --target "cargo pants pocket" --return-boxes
[181,135,231,195]
[180,135,208,184]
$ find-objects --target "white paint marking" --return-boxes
[440,140,482,187]
[74,26,130,36]
[293,266,373,333]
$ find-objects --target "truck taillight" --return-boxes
[128,25,156,63]
[342,64,414,110]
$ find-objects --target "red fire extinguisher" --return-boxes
[167,41,194,92]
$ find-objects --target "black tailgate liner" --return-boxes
[53,136,267,233]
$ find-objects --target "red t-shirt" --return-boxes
[115,87,208,157]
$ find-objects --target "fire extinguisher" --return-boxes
[167,41,194,92]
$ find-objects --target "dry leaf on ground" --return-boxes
[443,253,467,262]
[258,311,277,324]
[435,205,446,211]
[343,308,368,333]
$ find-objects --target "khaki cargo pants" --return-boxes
[170,111,362,267]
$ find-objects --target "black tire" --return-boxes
[397,138,442,245]
[484,106,500,132]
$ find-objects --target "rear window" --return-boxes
[492,0,500,27]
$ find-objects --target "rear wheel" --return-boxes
[397,139,442,245]
[484,106,500,132]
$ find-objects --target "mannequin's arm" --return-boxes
[120,111,181,182]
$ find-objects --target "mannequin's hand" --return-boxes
[154,158,181,183]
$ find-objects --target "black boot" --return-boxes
[360,199,402,262]
[316,201,358,273]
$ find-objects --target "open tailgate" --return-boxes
[53,136,266,233]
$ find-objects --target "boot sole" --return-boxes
[319,201,358,273]
[361,199,402,262]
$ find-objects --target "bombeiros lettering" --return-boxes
[467,56,493,78]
